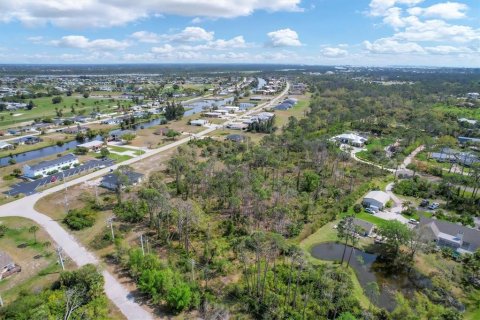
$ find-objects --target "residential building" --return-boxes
[100,171,144,190]
[331,133,368,147]
[363,190,390,210]
[226,122,249,131]
[418,217,480,254]
[77,140,104,152]
[0,141,13,150]
[226,134,247,143]
[190,119,209,126]
[109,129,135,141]
[352,218,375,237]
[458,136,480,145]
[23,153,79,178]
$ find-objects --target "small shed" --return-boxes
[226,134,247,143]
[353,218,375,237]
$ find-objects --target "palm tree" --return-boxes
[29,225,40,244]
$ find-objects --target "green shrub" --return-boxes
[63,208,96,230]
[353,204,363,213]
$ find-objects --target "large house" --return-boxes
[418,217,480,254]
[363,190,390,210]
[23,154,79,178]
[331,133,368,147]
[100,171,144,190]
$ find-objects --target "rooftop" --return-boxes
[26,153,77,171]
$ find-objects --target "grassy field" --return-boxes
[0,95,118,128]
[273,94,310,128]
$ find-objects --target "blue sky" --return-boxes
[0,0,478,66]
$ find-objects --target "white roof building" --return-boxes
[331,133,368,147]
[363,191,390,210]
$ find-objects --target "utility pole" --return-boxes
[0,294,3,307]
[190,258,195,282]
[145,236,150,254]
[62,171,69,213]
[140,234,145,256]
[56,246,65,270]
[106,216,115,241]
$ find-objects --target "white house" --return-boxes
[190,119,209,126]
[331,133,368,147]
[78,140,104,152]
[23,154,79,178]
[363,191,390,210]
[0,141,13,150]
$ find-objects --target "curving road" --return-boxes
[0,82,290,319]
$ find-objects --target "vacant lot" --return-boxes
[0,217,68,303]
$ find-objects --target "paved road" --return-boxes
[0,83,290,319]
[0,200,154,320]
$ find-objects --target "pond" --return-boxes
[311,242,416,311]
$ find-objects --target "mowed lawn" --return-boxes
[0,95,119,128]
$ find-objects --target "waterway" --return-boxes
[0,117,166,167]
[311,242,416,311]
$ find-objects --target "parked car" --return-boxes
[408,219,419,225]
[365,208,376,214]
[420,199,430,207]
[428,202,440,210]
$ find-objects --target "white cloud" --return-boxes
[369,0,424,16]
[267,28,302,47]
[151,44,175,54]
[130,31,161,43]
[425,45,473,55]
[407,2,468,20]
[50,35,130,50]
[382,7,407,29]
[0,0,302,28]
[364,38,425,54]
[393,17,480,42]
[168,27,214,42]
[320,47,348,58]
[207,36,246,50]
